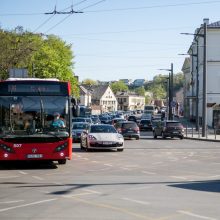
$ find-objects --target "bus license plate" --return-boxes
[27,154,43,159]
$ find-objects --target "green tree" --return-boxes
[135,86,145,96]
[110,81,128,94]
[0,27,79,96]
[82,78,98,86]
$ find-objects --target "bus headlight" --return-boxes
[0,144,15,153]
[54,142,68,152]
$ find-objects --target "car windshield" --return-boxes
[90,125,117,133]
[72,123,88,130]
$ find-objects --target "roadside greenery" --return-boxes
[0,26,79,96]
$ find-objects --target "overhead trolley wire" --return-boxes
[84,0,220,12]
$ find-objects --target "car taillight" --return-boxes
[117,128,121,132]
[134,127,140,132]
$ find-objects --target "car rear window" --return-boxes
[141,120,151,124]
[166,122,182,127]
[72,123,88,129]
[122,123,137,129]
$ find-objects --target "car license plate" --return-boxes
[103,141,112,145]
[27,154,43,159]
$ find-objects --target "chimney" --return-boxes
[203,18,209,25]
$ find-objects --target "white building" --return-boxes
[116,92,145,111]
[183,19,220,128]
[82,85,118,113]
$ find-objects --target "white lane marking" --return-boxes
[83,189,101,194]
[209,175,220,178]
[0,176,19,179]
[19,171,27,175]
[170,176,188,180]
[178,210,217,220]
[104,164,113,167]
[127,186,153,191]
[88,167,111,172]
[91,161,98,163]
[122,197,150,205]
[152,162,163,165]
[32,176,44,181]
[121,167,131,170]
[0,199,57,212]
[142,171,156,175]
[0,200,24,204]
[81,157,89,160]
[63,189,101,198]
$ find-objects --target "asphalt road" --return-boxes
[0,132,220,220]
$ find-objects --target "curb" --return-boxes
[184,136,220,142]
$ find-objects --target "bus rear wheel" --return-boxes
[58,159,66,165]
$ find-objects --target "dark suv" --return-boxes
[115,121,140,140]
[139,119,152,131]
[152,120,184,139]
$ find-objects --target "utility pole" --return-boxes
[159,63,174,120]
[169,63,174,120]
[202,22,207,137]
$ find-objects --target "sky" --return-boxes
[1,0,220,82]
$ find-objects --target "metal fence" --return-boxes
[184,125,220,141]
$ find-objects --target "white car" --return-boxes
[80,124,124,151]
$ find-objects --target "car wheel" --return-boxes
[117,148,124,152]
[180,136,184,140]
[136,136,140,140]
[58,159,66,165]
[153,131,157,139]
[162,132,166,139]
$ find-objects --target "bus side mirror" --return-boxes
[72,105,80,117]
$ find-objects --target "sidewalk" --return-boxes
[178,116,220,142]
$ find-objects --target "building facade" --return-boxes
[183,19,220,128]
[116,92,145,111]
[82,85,118,113]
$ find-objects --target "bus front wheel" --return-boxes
[58,159,66,165]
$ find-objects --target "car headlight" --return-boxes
[88,135,97,140]
[117,134,124,140]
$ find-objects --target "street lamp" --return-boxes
[180,20,207,137]
[179,52,198,130]
[159,63,174,120]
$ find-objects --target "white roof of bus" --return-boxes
[6,78,59,81]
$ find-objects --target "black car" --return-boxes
[115,121,140,140]
[152,120,184,139]
[72,122,89,142]
[139,119,152,131]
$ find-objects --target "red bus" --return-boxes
[0,78,74,165]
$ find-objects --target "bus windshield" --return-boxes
[0,96,70,138]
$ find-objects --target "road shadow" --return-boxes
[11,179,220,195]
[0,160,58,170]
[169,179,220,193]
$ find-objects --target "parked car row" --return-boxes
[72,111,185,151]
